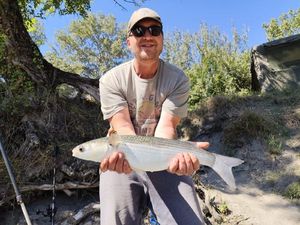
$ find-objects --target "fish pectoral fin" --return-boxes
[108,131,122,147]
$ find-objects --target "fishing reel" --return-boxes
[36,204,57,222]
[36,145,59,224]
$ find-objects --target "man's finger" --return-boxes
[115,152,125,173]
[195,142,210,149]
[168,157,179,173]
[123,160,132,174]
[107,152,119,171]
[183,152,193,175]
[178,153,187,175]
[189,153,200,171]
[100,158,109,172]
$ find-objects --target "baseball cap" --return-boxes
[127,8,162,33]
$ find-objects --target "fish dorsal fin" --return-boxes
[108,130,122,147]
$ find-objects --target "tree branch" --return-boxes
[0,0,100,101]
[112,0,143,10]
[0,181,99,206]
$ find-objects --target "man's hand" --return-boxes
[100,151,132,174]
[168,142,210,176]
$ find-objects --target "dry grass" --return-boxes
[284,181,300,200]
[223,111,282,155]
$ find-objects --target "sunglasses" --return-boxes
[130,25,163,37]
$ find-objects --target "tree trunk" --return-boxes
[0,0,100,101]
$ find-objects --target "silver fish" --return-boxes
[72,133,244,189]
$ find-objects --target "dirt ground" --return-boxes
[196,95,300,225]
[210,186,300,225]
[1,93,300,225]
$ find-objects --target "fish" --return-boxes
[72,132,244,189]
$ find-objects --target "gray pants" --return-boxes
[99,170,204,225]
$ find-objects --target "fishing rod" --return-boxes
[51,145,59,225]
[36,145,58,224]
[0,138,32,225]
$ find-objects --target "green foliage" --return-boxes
[266,134,283,155]
[0,69,35,118]
[16,1,254,112]
[18,0,147,19]
[0,34,6,59]
[0,33,35,118]
[45,13,129,78]
[25,18,46,46]
[216,201,230,215]
[18,0,92,19]
[284,181,300,200]
[45,19,252,104]
[167,24,251,110]
[263,9,300,41]
[163,30,197,71]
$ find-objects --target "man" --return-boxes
[99,7,208,225]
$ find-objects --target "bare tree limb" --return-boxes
[20,181,99,192]
[112,0,143,10]
[0,181,99,206]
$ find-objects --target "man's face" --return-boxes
[127,19,163,62]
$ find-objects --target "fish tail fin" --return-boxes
[211,154,244,189]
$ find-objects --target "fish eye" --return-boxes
[79,147,84,152]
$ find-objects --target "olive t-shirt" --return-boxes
[99,59,189,136]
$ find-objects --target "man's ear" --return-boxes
[126,38,131,48]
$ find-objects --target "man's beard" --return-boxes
[138,48,161,61]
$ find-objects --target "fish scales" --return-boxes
[120,135,200,150]
[117,135,216,165]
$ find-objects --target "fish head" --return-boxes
[72,138,109,162]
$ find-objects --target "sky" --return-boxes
[40,0,300,54]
